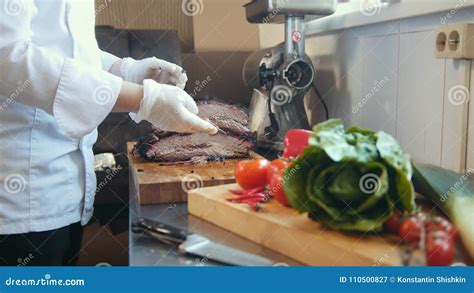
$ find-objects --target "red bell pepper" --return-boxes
[282,129,312,159]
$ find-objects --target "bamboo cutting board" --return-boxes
[128,142,260,204]
[188,183,404,266]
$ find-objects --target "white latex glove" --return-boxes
[131,79,218,134]
[121,57,188,89]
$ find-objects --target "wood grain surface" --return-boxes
[188,183,404,266]
[128,142,259,204]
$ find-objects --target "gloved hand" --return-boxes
[121,57,188,89]
[131,79,217,134]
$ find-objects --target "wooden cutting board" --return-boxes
[188,183,404,266]
[128,142,260,204]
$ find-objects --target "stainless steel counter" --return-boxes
[128,146,295,266]
[129,201,301,266]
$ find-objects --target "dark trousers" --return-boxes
[0,222,83,266]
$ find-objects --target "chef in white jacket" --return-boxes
[0,0,217,266]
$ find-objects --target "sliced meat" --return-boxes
[210,118,252,138]
[134,132,253,163]
[197,101,248,125]
[134,101,255,163]
[198,101,251,137]
[151,101,251,138]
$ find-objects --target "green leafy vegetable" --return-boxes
[284,119,416,232]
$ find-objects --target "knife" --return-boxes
[132,218,274,266]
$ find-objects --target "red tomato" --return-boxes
[269,170,290,207]
[266,159,289,184]
[384,211,402,234]
[399,216,422,244]
[283,129,312,159]
[426,230,455,266]
[425,216,457,241]
[234,159,270,190]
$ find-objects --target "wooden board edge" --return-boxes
[127,146,141,206]
[188,187,402,266]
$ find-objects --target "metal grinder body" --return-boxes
[243,0,336,150]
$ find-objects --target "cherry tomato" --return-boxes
[425,216,457,241]
[399,215,422,244]
[234,159,270,190]
[283,129,312,159]
[266,159,289,184]
[269,170,290,207]
[384,211,402,234]
[426,230,455,266]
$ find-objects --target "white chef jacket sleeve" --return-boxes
[101,51,121,72]
[0,0,123,140]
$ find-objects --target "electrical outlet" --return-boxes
[435,23,474,59]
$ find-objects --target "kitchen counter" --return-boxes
[129,201,301,266]
[128,143,298,266]
[129,170,301,267]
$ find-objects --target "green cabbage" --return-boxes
[283,119,416,232]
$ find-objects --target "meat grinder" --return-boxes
[243,0,336,150]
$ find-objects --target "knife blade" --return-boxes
[132,218,274,266]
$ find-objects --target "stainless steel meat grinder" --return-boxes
[243,0,336,150]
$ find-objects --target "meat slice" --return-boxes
[197,101,248,125]
[199,102,251,137]
[134,101,255,163]
[134,132,253,163]
[151,101,251,138]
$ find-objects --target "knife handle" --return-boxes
[132,218,189,244]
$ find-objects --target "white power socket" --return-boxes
[435,23,474,59]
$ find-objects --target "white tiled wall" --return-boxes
[397,30,445,167]
[291,9,474,172]
[361,34,399,135]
